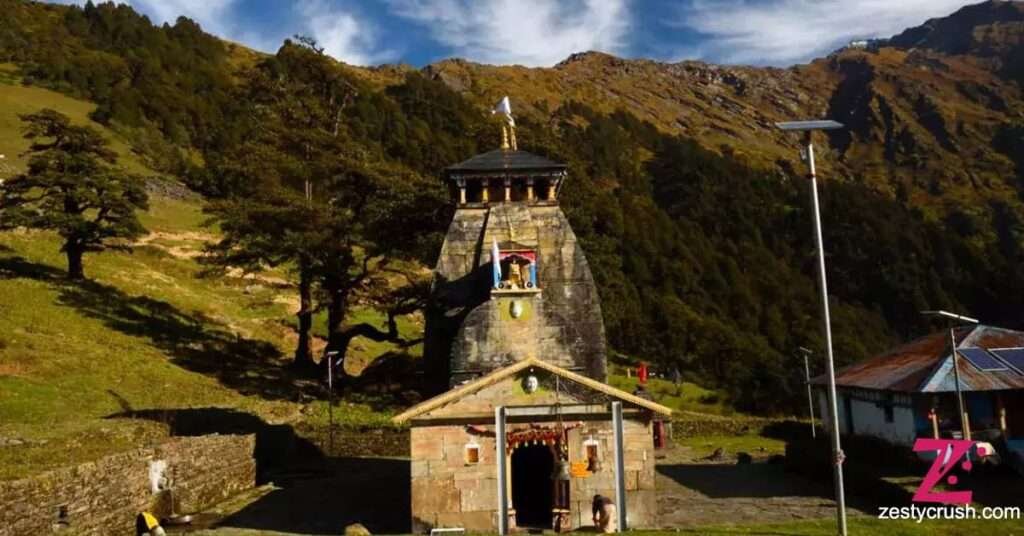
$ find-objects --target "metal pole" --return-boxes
[612,402,627,532]
[949,327,970,440]
[806,137,847,536]
[327,355,334,455]
[804,352,816,439]
[495,406,509,536]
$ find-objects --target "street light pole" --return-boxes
[922,310,979,441]
[777,120,846,536]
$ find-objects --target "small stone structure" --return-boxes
[0,434,256,536]
[396,358,668,532]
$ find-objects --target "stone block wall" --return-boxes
[410,418,657,534]
[424,203,608,389]
[0,434,255,536]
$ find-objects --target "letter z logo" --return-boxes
[911,438,978,504]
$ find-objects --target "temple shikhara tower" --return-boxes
[423,139,607,389]
[396,99,670,533]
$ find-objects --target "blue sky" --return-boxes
[56,0,979,67]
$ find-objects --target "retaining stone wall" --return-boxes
[0,434,255,536]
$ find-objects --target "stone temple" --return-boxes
[396,131,671,533]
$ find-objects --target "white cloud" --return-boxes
[129,0,239,37]
[386,0,632,66]
[297,0,397,66]
[673,0,976,66]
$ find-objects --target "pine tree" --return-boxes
[0,109,148,279]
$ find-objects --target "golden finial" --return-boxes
[492,96,517,151]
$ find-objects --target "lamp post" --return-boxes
[324,350,341,454]
[922,310,979,440]
[776,119,846,536]
[799,347,816,439]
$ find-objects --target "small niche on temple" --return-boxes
[465,181,483,203]
[492,248,541,296]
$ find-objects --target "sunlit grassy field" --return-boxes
[0,63,154,177]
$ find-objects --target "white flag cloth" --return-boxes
[491,238,502,288]
[492,96,512,116]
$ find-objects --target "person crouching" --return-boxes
[591,494,616,533]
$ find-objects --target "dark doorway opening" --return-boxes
[511,444,554,528]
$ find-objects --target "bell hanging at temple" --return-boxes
[552,459,571,481]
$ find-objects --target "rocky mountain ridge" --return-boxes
[393,1,1024,225]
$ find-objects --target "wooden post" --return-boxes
[526,178,534,201]
[504,178,511,202]
[963,411,972,441]
[929,408,939,439]
[457,179,466,205]
[482,179,490,203]
[999,395,1008,439]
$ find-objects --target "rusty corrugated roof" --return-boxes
[813,325,1024,393]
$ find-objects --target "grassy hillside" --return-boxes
[0,78,423,478]
[0,63,152,177]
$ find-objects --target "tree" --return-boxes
[0,109,148,279]
[202,38,362,372]
[203,39,448,375]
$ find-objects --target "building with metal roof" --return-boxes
[812,325,1024,447]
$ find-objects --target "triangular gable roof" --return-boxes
[393,357,672,423]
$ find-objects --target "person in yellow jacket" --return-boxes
[135,512,166,536]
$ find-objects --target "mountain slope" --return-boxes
[0,0,1022,425]
[415,12,1022,223]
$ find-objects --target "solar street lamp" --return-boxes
[922,310,979,441]
[776,119,846,536]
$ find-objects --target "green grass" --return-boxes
[608,371,731,415]
[311,302,424,376]
[679,433,787,459]
[301,395,405,429]
[649,516,1024,535]
[0,196,305,479]
[0,63,154,178]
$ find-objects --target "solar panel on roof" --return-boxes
[957,348,1009,372]
[991,348,1024,372]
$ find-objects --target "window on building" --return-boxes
[465,443,480,464]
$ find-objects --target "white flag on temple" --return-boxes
[491,238,502,288]
[492,96,512,116]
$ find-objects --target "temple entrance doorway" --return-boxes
[511,443,555,528]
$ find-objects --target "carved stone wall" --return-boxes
[409,418,657,533]
[424,203,607,389]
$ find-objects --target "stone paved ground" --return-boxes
[175,443,862,535]
[653,444,862,528]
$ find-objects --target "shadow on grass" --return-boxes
[104,406,412,532]
[105,406,326,484]
[216,456,411,534]
[0,254,316,402]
